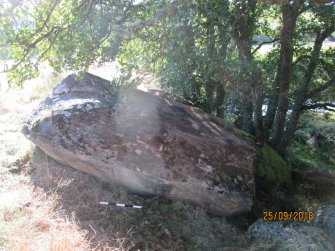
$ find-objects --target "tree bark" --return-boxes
[230,0,263,137]
[284,27,335,145]
[270,1,302,152]
[205,80,215,113]
[215,19,230,119]
[216,83,225,118]
[264,67,280,136]
[242,103,254,134]
[204,15,216,114]
[180,16,199,99]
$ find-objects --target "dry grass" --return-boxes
[0,177,91,251]
[0,63,248,251]
[29,148,137,250]
[29,147,248,250]
[0,64,96,251]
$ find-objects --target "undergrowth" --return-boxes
[286,111,335,172]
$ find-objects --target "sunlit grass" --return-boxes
[0,64,93,251]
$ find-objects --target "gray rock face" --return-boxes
[315,205,335,240]
[248,220,335,251]
[248,207,335,251]
[22,73,256,215]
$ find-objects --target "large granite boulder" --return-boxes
[22,73,256,215]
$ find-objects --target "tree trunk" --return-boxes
[204,16,216,114]
[284,27,335,146]
[270,1,302,152]
[242,103,254,134]
[229,0,264,137]
[215,19,229,119]
[180,16,199,99]
[205,80,215,113]
[216,83,225,118]
[252,80,264,140]
[264,71,279,137]
[264,93,278,138]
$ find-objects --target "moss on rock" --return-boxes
[253,144,291,185]
[232,127,291,185]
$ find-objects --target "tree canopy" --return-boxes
[1,0,334,153]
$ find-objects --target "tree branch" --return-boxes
[252,38,279,55]
[33,0,60,35]
[319,59,334,77]
[129,0,193,34]
[302,102,335,111]
[37,30,62,61]
[292,54,310,67]
[306,75,335,98]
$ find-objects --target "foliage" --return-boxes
[1,3,334,248]
[286,111,335,171]
[0,0,334,153]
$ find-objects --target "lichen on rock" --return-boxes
[22,72,257,216]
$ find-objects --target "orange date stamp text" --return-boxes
[263,211,314,221]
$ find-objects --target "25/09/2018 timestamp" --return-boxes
[263,211,314,221]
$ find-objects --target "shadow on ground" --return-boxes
[29,147,249,250]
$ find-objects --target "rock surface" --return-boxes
[22,73,256,215]
[315,204,335,240]
[248,219,335,250]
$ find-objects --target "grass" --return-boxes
[0,66,95,251]
[30,148,248,250]
[286,111,335,172]
[0,63,249,250]
[0,176,91,250]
